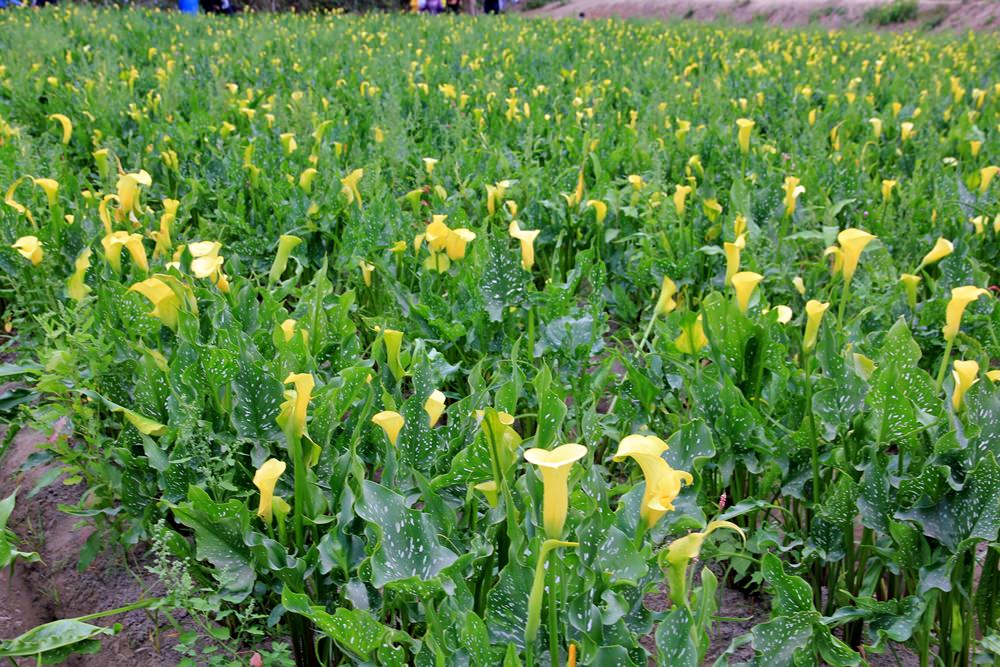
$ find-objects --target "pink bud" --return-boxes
[249,652,263,667]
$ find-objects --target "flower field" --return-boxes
[0,6,999,666]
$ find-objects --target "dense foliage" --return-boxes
[1,6,999,666]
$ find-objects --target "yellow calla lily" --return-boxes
[980,165,999,194]
[473,480,498,508]
[943,285,989,341]
[340,168,364,208]
[824,245,844,275]
[644,467,694,529]
[67,248,92,300]
[11,236,42,266]
[129,277,182,329]
[724,234,745,285]
[280,318,298,343]
[48,113,72,144]
[93,148,110,178]
[769,305,793,324]
[372,410,404,447]
[783,176,804,217]
[524,443,587,538]
[112,405,167,436]
[881,179,897,202]
[383,328,404,380]
[869,117,883,138]
[123,233,149,272]
[612,434,690,529]
[116,170,152,218]
[627,174,644,191]
[280,132,297,155]
[837,228,876,282]
[509,220,540,271]
[919,237,953,269]
[359,259,375,287]
[803,300,829,352]
[34,178,59,207]
[665,520,745,606]
[735,118,754,154]
[269,234,302,283]
[424,390,446,427]
[675,315,707,355]
[101,231,130,272]
[5,177,36,227]
[278,373,315,442]
[485,180,512,215]
[731,271,763,313]
[586,199,607,223]
[654,276,677,316]
[986,370,1000,382]
[445,228,476,261]
[253,458,286,524]
[951,360,979,411]
[900,273,921,309]
[299,167,318,193]
[900,121,915,142]
[673,184,692,216]
[153,198,179,259]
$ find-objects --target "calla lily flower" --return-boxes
[586,199,607,223]
[93,148,110,178]
[724,234,745,285]
[11,236,42,266]
[5,178,36,227]
[627,174,644,191]
[382,328,404,380]
[944,286,989,341]
[769,305,793,324]
[869,117,883,138]
[101,232,130,273]
[837,228,876,282]
[644,467,694,529]
[424,390,446,427]
[280,318,298,343]
[673,184,692,216]
[372,410,404,447]
[340,168,364,208]
[654,276,677,316]
[675,315,707,355]
[129,277,182,329]
[425,215,451,252]
[987,370,1000,382]
[824,245,844,275]
[269,234,302,283]
[980,165,999,194]
[803,300,829,352]
[473,480,498,507]
[900,122,915,142]
[278,373,315,442]
[116,170,152,219]
[152,199,179,259]
[280,132,297,155]
[735,118,754,154]
[783,176,804,217]
[253,458,287,524]
[34,178,59,207]
[67,248,92,300]
[951,360,979,411]
[299,168,318,193]
[666,520,745,606]
[900,273,921,309]
[731,271,763,313]
[524,443,587,538]
[509,220,540,271]
[112,405,167,436]
[48,113,72,144]
[445,228,476,261]
[919,237,953,269]
[881,179,897,202]
[359,260,375,287]
[422,157,439,174]
[613,434,690,529]
[485,180,512,215]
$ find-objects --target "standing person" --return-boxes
[484,0,499,13]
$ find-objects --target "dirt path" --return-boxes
[0,426,178,666]
[524,0,1000,32]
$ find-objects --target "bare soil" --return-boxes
[524,0,1000,32]
[0,426,179,667]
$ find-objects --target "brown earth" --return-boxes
[523,0,1000,32]
[0,425,179,667]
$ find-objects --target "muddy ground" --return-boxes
[524,0,1000,32]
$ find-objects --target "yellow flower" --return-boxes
[769,305,793,324]
[425,215,451,252]
[803,300,829,352]
[645,467,694,529]
[424,390,446,427]
[34,178,59,207]
[359,260,375,287]
[987,370,1000,382]
[900,273,921,309]
[980,165,999,194]
[970,140,982,157]
[627,174,644,191]
[824,245,844,275]
[153,198,179,259]
[731,271,763,313]
[793,276,806,296]
[951,360,979,411]
[48,113,72,144]
[189,241,228,290]
[101,231,129,272]
[881,179,897,202]
[724,234,746,286]
[11,236,42,266]
[445,228,476,261]
[900,122,915,142]
[372,410,404,447]
[733,215,747,238]
[586,199,607,223]
[278,373,315,442]
[869,117,883,138]
[654,276,677,316]
[422,157,439,174]
[93,148,110,178]
[116,170,153,218]
[67,248,92,300]
[129,277,181,329]
[943,285,989,341]
[340,168,364,208]
[524,443,588,538]
[837,228,876,282]
[612,435,691,529]
[485,180,512,215]
[253,458,286,524]
[269,234,302,283]
[383,328,404,380]
[673,184,692,216]
[280,318,298,342]
[735,118,754,154]
[783,176,804,217]
[509,220,540,271]
[473,480,498,507]
[280,132,297,155]
[918,237,953,269]
[675,315,707,355]
[665,520,744,605]
[703,198,723,222]
[299,168,318,193]
[5,178,35,226]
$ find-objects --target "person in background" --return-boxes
[484,0,499,13]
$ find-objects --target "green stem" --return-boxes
[290,432,307,552]
[837,278,851,328]
[803,353,820,505]
[636,313,657,358]
[936,337,955,391]
[74,597,161,623]
[548,559,560,667]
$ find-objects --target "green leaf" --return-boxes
[0,619,117,661]
[532,364,567,450]
[655,608,697,667]
[663,419,715,472]
[481,241,526,322]
[230,357,283,441]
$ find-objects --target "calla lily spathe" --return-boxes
[278,373,315,442]
[735,118,754,154]
[803,300,829,352]
[675,315,707,355]
[673,184,692,216]
[654,276,677,316]
[943,286,989,341]
[881,179,897,202]
[383,328,404,380]
[980,165,999,194]
[613,434,691,529]
[67,248,92,300]
[509,221,540,271]
[48,113,72,144]
[731,271,763,313]
[116,170,152,219]
[424,390,446,427]
[11,236,42,266]
[586,199,608,223]
[524,443,587,538]
[900,273,921,309]
[951,360,979,411]
[837,228,876,282]
[919,237,953,269]
[782,176,804,217]
[129,277,182,329]
[253,458,286,524]
[372,410,404,447]
[724,234,745,285]
[269,234,302,283]
[340,168,364,208]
